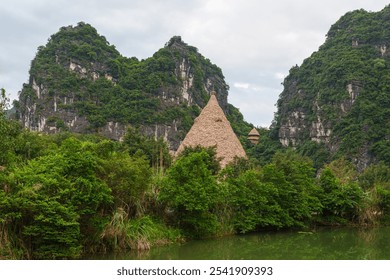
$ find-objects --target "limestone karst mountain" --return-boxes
[176,91,247,168]
[16,23,252,151]
[273,6,390,169]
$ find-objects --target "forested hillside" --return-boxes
[16,22,251,150]
[1,6,390,260]
[274,6,390,170]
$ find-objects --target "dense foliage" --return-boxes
[274,6,390,167]
[159,149,220,237]
[17,23,251,149]
[1,116,389,259]
[2,6,390,260]
[1,102,183,258]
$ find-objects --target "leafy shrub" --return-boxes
[0,138,112,259]
[318,167,363,223]
[159,148,220,237]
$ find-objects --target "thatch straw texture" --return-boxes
[248,127,260,144]
[176,92,247,168]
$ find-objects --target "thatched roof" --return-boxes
[248,128,260,144]
[248,128,260,136]
[176,92,247,168]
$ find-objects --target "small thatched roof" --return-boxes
[248,128,260,136]
[176,92,247,168]
[248,127,260,144]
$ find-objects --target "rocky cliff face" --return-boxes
[17,24,234,151]
[274,6,390,169]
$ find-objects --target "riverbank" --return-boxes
[88,226,390,260]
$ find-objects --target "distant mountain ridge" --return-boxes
[16,22,251,150]
[273,5,390,169]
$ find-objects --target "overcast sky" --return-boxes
[1,0,388,127]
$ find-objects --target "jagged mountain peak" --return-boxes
[274,6,390,169]
[165,35,188,47]
[16,23,251,151]
[325,5,390,45]
[164,36,199,55]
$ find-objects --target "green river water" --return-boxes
[93,227,390,260]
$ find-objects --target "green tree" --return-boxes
[318,167,363,223]
[0,138,112,259]
[0,88,8,113]
[159,148,220,237]
[0,88,22,167]
[98,152,152,216]
[245,127,283,166]
[123,127,171,170]
[358,163,390,224]
[260,151,322,227]
[225,169,282,233]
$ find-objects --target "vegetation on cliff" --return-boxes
[1,97,390,258]
[1,5,390,260]
[16,23,251,149]
[274,6,390,168]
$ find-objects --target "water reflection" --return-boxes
[92,227,390,260]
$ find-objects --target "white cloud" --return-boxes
[274,72,286,80]
[233,83,250,89]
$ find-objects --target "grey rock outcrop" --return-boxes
[17,25,231,152]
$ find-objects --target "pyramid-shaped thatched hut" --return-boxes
[176,91,247,168]
[248,127,260,144]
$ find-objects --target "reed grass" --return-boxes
[101,208,183,251]
[0,223,24,259]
